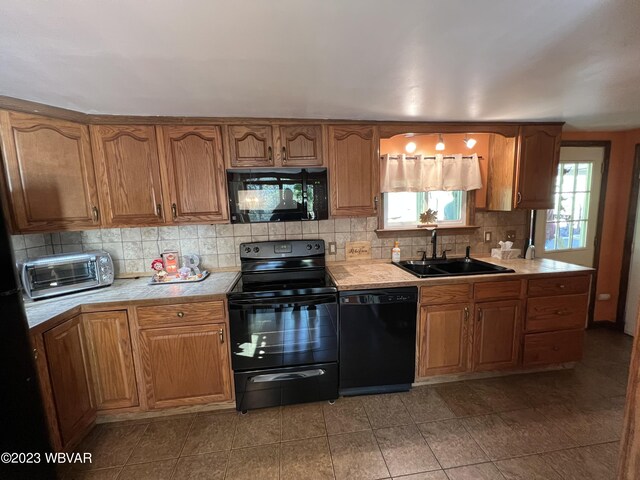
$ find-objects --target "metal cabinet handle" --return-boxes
[477,308,483,322]
[219,328,224,343]
[516,192,522,205]
[268,146,273,161]
[464,307,469,322]
[282,146,287,163]
[374,196,379,212]
[171,203,177,220]
[555,309,569,315]
[92,206,100,222]
[33,348,38,360]
[558,284,566,289]
[177,311,184,318]
[156,204,162,217]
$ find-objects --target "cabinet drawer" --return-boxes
[137,301,225,328]
[420,284,471,305]
[523,329,584,366]
[526,294,588,333]
[474,280,522,301]
[527,275,590,297]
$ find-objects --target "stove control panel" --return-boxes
[239,239,325,259]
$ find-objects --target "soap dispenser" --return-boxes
[391,241,401,263]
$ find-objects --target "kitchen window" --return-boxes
[383,191,467,229]
[543,162,592,251]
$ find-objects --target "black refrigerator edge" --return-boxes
[0,202,56,479]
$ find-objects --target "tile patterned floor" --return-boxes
[62,329,632,479]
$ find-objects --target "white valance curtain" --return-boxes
[380,153,482,193]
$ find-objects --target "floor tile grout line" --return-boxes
[223,410,242,480]
[320,401,339,480]
[360,398,393,480]
[168,414,198,479]
[278,406,282,480]
[116,422,150,476]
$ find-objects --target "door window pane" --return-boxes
[544,162,593,251]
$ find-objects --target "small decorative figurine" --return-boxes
[151,258,167,282]
[419,208,438,227]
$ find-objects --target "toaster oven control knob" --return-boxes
[306,244,312,250]
[314,243,320,250]
[244,247,251,254]
[253,247,260,253]
[100,257,109,264]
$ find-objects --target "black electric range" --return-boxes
[227,240,338,412]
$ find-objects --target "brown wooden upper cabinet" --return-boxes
[0,111,100,232]
[91,125,166,226]
[515,124,562,210]
[486,124,562,211]
[279,125,324,166]
[158,126,228,223]
[328,125,379,216]
[227,124,324,167]
[227,125,274,167]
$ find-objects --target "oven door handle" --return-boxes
[228,295,336,309]
[250,369,326,383]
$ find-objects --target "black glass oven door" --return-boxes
[228,295,338,371]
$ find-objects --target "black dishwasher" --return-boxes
[339,287,418,396]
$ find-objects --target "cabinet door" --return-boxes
[328,125,379,216]
[485,134,517,211]
[82,311,138,410]
[473,299,521,372]
[279,125,324,166]
[418,304,471,377]
[515,125,562,210]
[139,323,232,409]
[158,126,228,223]
[43,316,96,447]
[227,125,274,167]
[91,125,165,225]
[0,111,100,231]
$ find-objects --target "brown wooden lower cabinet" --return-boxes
[418,303,471,376]
[139,323,232,409]
[42,315,96,448]
[473,299,521,372]
[523,329,585,366]
[82,311,138,410]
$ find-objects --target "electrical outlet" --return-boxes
[328,242,337,254]
[484,231,492,243]
[506,230,516,241]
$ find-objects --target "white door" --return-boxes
[625,192,640,336]
[535,146,605,267]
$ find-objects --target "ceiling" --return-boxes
[1,0,639,130]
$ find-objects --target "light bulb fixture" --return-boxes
[435,134,445,151]
[405,141,417,154]
[464,135,477,149]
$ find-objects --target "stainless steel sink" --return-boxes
[394,258,515,278]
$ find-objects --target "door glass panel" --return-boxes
[544,161,593,252]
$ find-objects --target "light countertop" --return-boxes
[25,270,240,330]
[327,257,594,291]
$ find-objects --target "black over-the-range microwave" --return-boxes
[227,168,329,223]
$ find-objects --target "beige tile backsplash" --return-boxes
[10,210,527,276]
